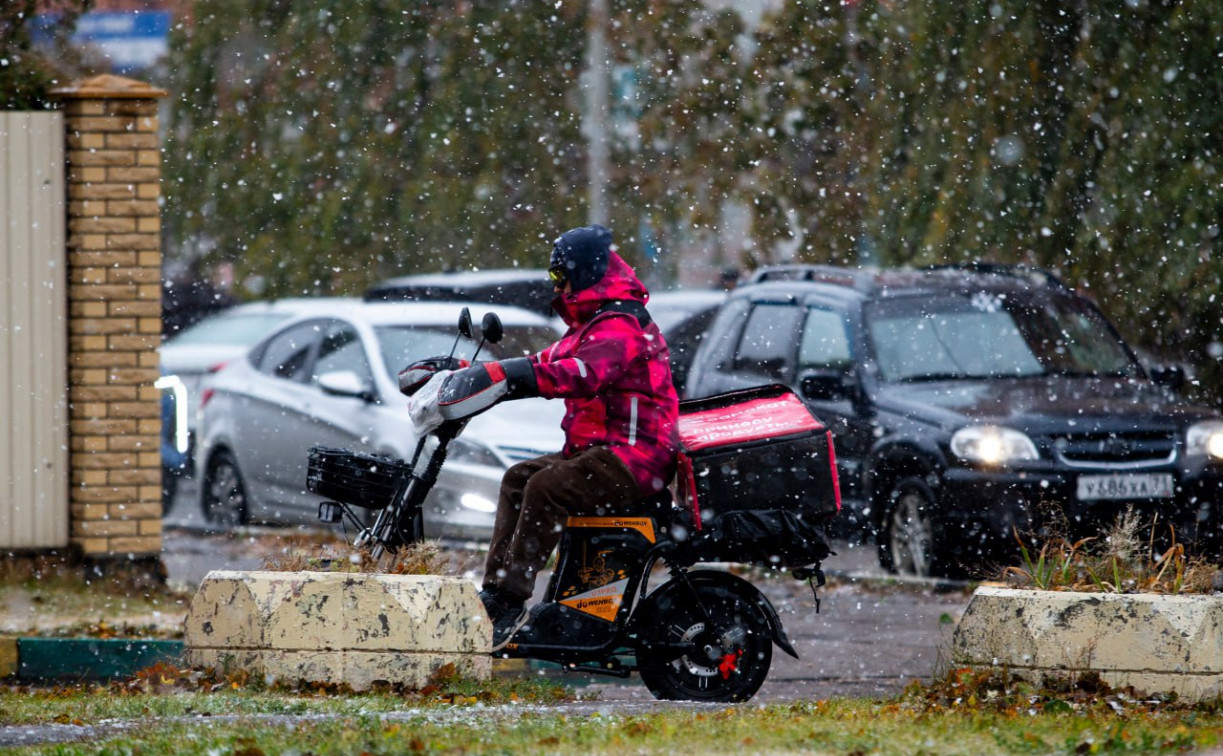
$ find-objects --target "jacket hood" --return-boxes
[552,251,649,328]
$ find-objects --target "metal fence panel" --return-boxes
[0,111,68,549]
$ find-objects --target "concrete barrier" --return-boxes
[952,585,1223,701]
[184,571,490,690]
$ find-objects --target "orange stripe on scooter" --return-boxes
[565,516,656,543]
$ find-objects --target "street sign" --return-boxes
[34,11,172,74]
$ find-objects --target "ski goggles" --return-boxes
[547,264,569,288]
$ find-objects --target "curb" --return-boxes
[184,570,491,691]
[0,636,183,682]
[953,586,1223,702]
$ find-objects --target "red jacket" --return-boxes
[528,252,680,495]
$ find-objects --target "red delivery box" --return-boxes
[676,384,841,534]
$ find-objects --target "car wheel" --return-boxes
[877,476,949,578]
[203,450,249,527]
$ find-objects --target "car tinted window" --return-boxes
[1011,295,1136,377]
[798,308,852,371]
[734,303,801,378]
[257,321,321,381]
[664,308,720,393]
[866,292,1135,382]
[374,325,556,380]
[699,297,750,375]
[313,323,373,386]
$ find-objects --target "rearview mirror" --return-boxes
[1150,364,1186,392]
[318,370,375,403]
[481,312,504,344]
[799,369,854,402]
[458,307,473,339]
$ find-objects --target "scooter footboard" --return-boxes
[499,516,658,660]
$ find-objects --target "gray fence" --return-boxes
[0,111,69,549]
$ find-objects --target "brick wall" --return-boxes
[51,75,167,559]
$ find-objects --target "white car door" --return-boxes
[239,320,326,516]
[300,321,393,479]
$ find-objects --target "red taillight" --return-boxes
[200,387,216,409]
[207,361,229,374]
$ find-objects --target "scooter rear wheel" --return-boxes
[635,578,772,702]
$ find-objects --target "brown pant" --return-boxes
[483,447,641,602]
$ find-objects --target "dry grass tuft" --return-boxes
[261,538,447,576]
[1001,507,1222,594]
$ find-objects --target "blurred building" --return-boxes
[34,0,192,75]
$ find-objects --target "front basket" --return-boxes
[306,446,410,510]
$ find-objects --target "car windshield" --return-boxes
[374,325,557,380]
[865,292,1138,382]
[162,311,294,347]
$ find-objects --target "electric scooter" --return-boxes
[308,308,839,702]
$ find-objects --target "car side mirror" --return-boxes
[318,370,375,402]
[732,356,786,380]
[799,368,855,402]
[1150,364,1186,392]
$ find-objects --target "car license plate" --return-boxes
[1076,473,1174,501]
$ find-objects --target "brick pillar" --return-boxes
[50,75,167,561]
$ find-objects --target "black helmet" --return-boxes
[549,225,612,292]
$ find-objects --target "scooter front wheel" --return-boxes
[634,576,773,702]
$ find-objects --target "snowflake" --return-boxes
[971,291,1002,312]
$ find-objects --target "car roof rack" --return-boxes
[747,264,880,293]
[748,261,1070,294]
[919,262,1070,291]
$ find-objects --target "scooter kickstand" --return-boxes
[562,659,632,679]
[793,566,826,614]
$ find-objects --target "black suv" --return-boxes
[685,264,1223,577]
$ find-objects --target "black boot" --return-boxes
[478,588,527,651]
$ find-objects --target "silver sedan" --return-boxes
[194,301,565,541]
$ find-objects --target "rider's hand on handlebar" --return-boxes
[399,355,470,397]
[406,370,451,436]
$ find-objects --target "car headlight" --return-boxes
[950,425,1039,466]
[459,493,497,513]
[446,438,503,468]
[1187,420,1223,461]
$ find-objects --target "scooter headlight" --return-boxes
[950,425,1039,466]
[1187,420,1223,461]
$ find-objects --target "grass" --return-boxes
[0,662,577,725]
[2,674,1222,755]
[5,526,1223,753]
[1002,508,1222,594]
[0,555,190,639]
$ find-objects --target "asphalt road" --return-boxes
[162,477,973,703]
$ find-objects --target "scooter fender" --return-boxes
[632,570,799,660]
